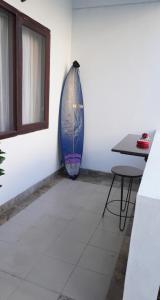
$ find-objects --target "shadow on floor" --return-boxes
[106,221,133,300]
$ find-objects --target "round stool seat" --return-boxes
[111,165,143,178]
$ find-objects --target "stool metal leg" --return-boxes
[119,178,133,231]
[119,176,124,224]
[122,177,132,212]
[102,175,116,218]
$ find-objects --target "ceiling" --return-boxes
[72,0,160,9]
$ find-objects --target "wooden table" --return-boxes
[112,134,153,161]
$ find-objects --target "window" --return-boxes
[0,1,50,139]
[22,26,45,125]
[0,8,14,134]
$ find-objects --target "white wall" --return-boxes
[123,130,160,300]
[0,0,72,205]
[72,2,160,172]
[72,0,159,9]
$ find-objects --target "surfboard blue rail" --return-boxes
[59,61,84,179]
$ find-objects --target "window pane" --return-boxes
[22,26,45,125]
[0,10,13,132]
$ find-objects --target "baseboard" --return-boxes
[60,166,112,179]
[80,168,111,177]
[78,168,140,190]
[0,166,139,225]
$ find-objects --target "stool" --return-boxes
[102,165,143,231]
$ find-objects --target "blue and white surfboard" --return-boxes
[60,61,84,179]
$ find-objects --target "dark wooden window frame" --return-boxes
[0,0,50,140]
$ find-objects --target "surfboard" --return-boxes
[60,61,84,179]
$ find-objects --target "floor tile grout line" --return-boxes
[0,269,26,285]
[0,268,61,297]
[61,211,109,294]
[23,276,62,295]
[3,273,23,300]
[16,216,79,295]
[61,209,126,296]
[0,217,74,288]
[0,219,122,297]
[0,176,132,300]
[21,218,74,282]
[0,216,117,292]
[44,242,118,263]
[65,264,116,278]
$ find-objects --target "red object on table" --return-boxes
[137,139,150,149]
[142,133,149,139]
[137,133,150,149]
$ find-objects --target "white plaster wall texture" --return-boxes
[0,0,72,205]
[123,130,160,300]
[72,2,160,172]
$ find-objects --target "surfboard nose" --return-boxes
[73,61,80,68]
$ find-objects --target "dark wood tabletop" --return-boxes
[112,134,153,160]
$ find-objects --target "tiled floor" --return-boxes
[0,177,136,300]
